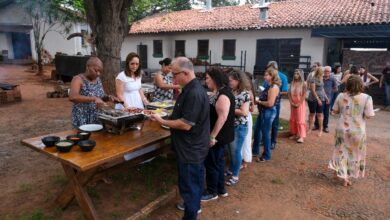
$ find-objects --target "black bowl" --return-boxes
[66,134,81,144]
[78,140,96,152]
[55,140,74,153]
[77,131,91,140]
[41,136,60,147]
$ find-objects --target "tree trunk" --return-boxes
[37,50,43,74]
[83,0,131,95]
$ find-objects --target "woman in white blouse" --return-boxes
[116,52,149,110]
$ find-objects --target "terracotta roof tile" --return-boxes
[129,0,390,34]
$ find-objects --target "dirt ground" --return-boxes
[0,64,389,220]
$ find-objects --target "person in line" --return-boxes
[359,66,379,89]
[151,57,209,220]
[331,65,343,109]
[201,67,235,201]
[265,61,288,150]
[225,70,250,186]
[153,58,180,101]
[69,57,118,128]
[115,52,149,110]
[379,60,390,109]
[329,75,375,187]
[306,62,321,83]
[252,68,280,162]
[314,66,337,133]
[307,67,329,137]
[339,65,359,87]
[288,69,307,143]
[241,72,256,169]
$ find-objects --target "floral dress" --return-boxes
[71,75,105,128]
[153,72,174,101]
[328,93,375,179]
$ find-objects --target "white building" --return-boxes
[0,1,91,63]
[125,0,390,77]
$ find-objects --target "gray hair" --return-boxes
[172,57,194,73]
[267,61,278,70]
[324,66,331,72]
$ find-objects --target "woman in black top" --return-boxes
[201,67,235,201]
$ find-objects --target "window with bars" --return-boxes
[222,39,236,60]
[175,40,185,57]
[197,40,209,59]
[153,40,163,58]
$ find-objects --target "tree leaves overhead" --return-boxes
[129,0,191,22]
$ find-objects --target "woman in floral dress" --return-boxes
[329,75,375,186]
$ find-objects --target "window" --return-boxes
[153,40,163,58]
[175,40,185,57]
[222,39,236,60]
[197,40,209,59]
[81,29,87,47]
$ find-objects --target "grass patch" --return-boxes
[104,210,127,220]
[19,208,50,220]
[18,183,33,193]
[271,177,285,185]
[87,186,100,199]
[50,175,67,186]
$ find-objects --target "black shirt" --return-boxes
[209,86,235,145]
[170,79,210,163]
[383,67,390,84]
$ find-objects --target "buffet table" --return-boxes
[21,120,170,220]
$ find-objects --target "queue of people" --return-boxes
[68,54,382,220]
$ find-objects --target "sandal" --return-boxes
[226,177,239,186]
[224,170,233,177]
[240,163,247,170]
[297,138,304,143]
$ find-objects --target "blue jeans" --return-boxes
[204,142,226,195]
[228,124,248,177]
[252,107,277,160]
[385,83,390,106]
[314,102,330,129]
[271,103,281,145]
[177,160,204,220]
[331,91,339,110]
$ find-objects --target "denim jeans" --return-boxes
[331,91,339,110]
[385,83,390,106]
[314,102,330,129]
[204,142,226,195]
[228,124,248,177]
[252,107,277,160]
[177,160,204,220]
[271,102,281,145]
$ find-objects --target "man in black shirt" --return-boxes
[380,60,390,108]
[151,57,209,220]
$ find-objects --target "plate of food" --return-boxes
[147,100,175,109]
[143,109,168,118]
[79,124,103,132]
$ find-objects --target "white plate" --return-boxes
[79,124,103,132]
[161,125,170,129]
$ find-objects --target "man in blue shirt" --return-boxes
[264,61,288,150]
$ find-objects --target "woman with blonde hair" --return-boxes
[307,67,329,136]
[329,75,375,186]
[252,68,280,162]
[288,69,307,143]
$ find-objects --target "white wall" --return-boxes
[124,28,326,73]
[0,4,31,25]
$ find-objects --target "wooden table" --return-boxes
[21,120,170,220]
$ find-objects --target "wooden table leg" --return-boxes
[61,164,99,220]
[55,166,98,209]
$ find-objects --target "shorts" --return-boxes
[308,100,325,114]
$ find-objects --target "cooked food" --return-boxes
[56,142,72,147]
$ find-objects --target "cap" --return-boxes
[159,58,172,66]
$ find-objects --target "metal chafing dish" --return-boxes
[97,109,146,135]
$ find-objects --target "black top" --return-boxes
[383,67,390,84]
[258,84,279,111]
[209,86,235,145]
[170,79,210,163]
